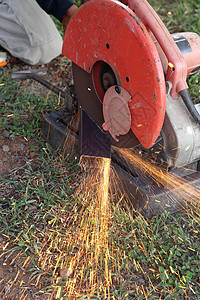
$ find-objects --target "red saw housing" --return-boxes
[62,0,166,148]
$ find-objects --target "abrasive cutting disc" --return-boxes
[72,63,140,148]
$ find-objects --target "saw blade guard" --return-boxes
[62,0,166,149]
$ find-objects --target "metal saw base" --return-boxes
[43,110,200,218]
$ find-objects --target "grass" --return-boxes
[0,67,65,137]
[0,164,199,298]
[0,0,200,299]
[149,0,200,34]
[110,209,200,299]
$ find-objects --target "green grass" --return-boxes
[110,208,200,299]
[0,69,62,137]
[149,0,200,34]
[0,0,200,299]
[0,166,199,298]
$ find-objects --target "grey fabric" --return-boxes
[0,0,63,65]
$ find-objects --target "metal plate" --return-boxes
[81,108,111,158]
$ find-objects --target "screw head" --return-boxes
[115,86,121,94]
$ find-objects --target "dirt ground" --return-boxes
[0,129,38,178]
[0,234,52,299]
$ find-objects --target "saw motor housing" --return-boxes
[62,0,200,169]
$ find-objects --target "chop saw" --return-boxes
[43,0,200,216]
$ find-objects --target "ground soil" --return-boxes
[0,234,52,299]
[0,129,38,179]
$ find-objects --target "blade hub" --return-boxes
[93,61,117,102]
[102,72,116,91]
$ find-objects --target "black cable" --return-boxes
[179,89,200,124]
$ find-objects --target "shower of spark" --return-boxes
[35,156,113,299]
[1,125,200,298]
[117,148,200,214]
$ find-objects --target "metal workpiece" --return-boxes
[12,69,65,98]
[12,69,75,112]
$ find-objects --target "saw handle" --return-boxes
[128,0,188,98]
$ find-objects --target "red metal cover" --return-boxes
[62,0,166,148]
